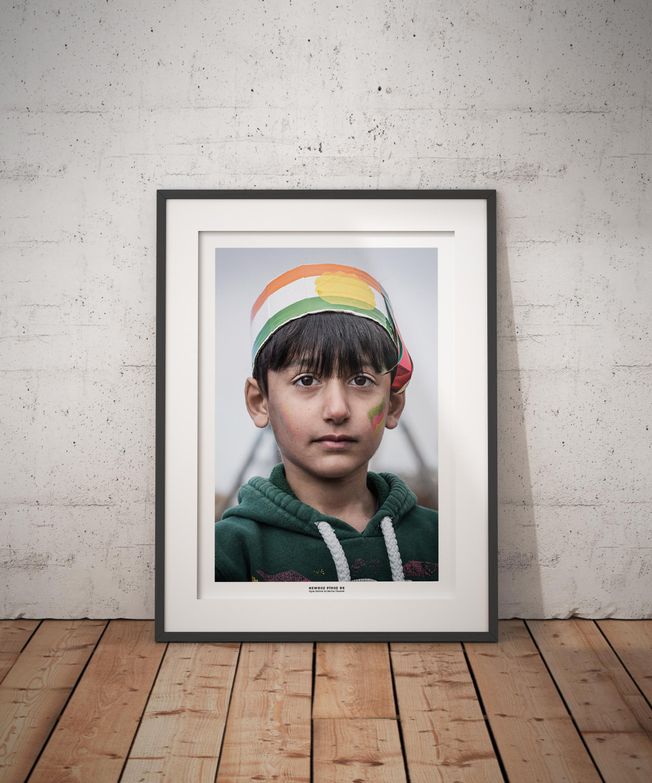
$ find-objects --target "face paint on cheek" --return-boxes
[367,400,386,432]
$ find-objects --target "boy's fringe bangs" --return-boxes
[254,312,398,391]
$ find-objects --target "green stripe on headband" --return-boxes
[252,297,396,363]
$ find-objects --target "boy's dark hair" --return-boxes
[253,312,398,397]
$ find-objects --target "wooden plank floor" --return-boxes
[0,621,650,782]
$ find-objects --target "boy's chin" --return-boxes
[297,455,371,481]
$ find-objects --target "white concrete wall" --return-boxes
[1,0,650,618]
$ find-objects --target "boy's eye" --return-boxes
[294,374,317,387]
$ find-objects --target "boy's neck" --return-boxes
[283,462,377,533]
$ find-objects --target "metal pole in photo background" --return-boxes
[400,419,438,510]
[215,428,267,520]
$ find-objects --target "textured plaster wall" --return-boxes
[1,0,650,618]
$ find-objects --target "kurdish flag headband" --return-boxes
[250,263,413,393]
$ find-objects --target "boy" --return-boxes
[215,263,438,582]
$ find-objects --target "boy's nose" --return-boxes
[322,380,350,423]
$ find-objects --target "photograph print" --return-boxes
[213,247,438,584]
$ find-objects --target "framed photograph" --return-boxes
[156,190,496,641]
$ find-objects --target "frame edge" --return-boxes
[155,189,498,642]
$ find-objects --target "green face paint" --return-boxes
[368,400,386,431]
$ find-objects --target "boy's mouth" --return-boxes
[314,434,358,445]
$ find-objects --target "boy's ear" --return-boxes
[244,377,269,428]
[385,390,406,430]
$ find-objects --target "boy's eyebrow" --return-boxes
[283,363,382,375]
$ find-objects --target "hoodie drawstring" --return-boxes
[380,516,406,581]
[315,521,351,581]
[315,516,406,581]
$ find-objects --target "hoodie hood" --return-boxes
[222,463,417,539]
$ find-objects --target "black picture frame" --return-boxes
[156,190,497,642]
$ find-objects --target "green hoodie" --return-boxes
[215,464,438,582]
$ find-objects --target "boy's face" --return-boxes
[245,364,405,481]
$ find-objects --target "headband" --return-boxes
[250,263,413,393]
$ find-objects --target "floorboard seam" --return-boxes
[116,630,169,782]
[212,642,242,783]
[25,619,110,782]
[0,620,43,687]
[462,639,510,783]
[594,620,652,711]
[387,643,412,783]
[310,642,316,783]
[523,620,607,783]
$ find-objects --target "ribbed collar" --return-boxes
[228,463,417,538]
